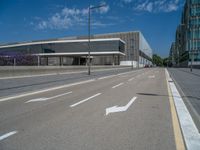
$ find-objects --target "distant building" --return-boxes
[170,0,200,67]
[169,42,177,66]
[0,31,153,67]
[175,24,188,66]
[186,0,200,67]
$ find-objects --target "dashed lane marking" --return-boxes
[112,83,124,89]
[0,131,18,141]
[70,93,101,108]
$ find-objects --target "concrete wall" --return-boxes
[120,61,138,68]
[0,66,131,78]
[93,31,153,67]
[94,32,139,61]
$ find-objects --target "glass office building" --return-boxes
[187,0,200,65]
[169,42,177,66]
[170,0,200,67]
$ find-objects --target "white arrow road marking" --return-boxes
[148,75,155,79]
[0,131,18,141]
[25,91,72,103]
[70,93,101,108]
[106,97,137,115]
[112,83,124,89]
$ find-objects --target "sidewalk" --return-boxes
[168,68,200,131]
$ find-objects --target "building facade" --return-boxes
[169,42,177,66]
[0,31,153,67]
[81,31,153,67]
[0,39,125,66]
[187,0,200,66]
[170,0,200,67]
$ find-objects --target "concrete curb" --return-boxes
[166,69,200,150]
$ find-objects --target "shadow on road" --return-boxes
[137,92,200,101]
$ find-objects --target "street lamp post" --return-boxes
[131,39,134,70]
[177,45,180,67]
[190,51,193,72]
[88,4,106,75]
[190,27,194,72]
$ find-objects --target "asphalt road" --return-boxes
[168,68,200,131]
[0,68,177,150]
[0,67,134,98]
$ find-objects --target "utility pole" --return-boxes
[191,25,194,72]
[88,7,91,75]
[88,4,106,75]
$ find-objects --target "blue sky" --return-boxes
[0,0,184,57]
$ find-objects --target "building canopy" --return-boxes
[0,38,125,57]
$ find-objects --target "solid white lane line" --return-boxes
[128,77,135,82]
[112,83,124,89]
[0,69,144,102]
[117,70,137,76]
[0,79,95,102]
[0,131,18,141]
[98,74,117,80]
[48,91,72,99]
[0,73,58,80]
[70,93,101,108]
[117,72,128,76]
[148,75,155,78]
[121,75,128,78]
[166,69,200,149]
[26,98,48,103]
[25,91,72,103]
[100,69,142,79]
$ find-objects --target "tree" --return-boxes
[163,57,169,67]
[152,54,163,66]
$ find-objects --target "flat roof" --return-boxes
[35,51,125,56]
[0,38,125,49]
[94,31,141,36]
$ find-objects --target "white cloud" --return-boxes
[134,0,182,13]
[91,21,114,27]
[38,21,48,29]
[36,3,110,30]
[146,2,153,12]
[99,5,110,14]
